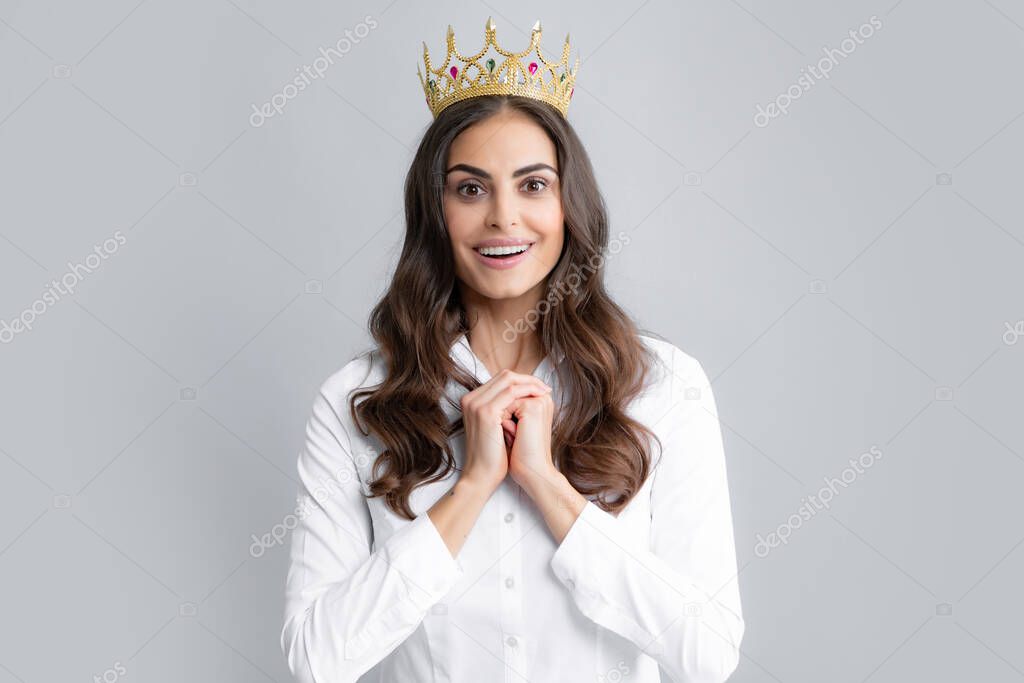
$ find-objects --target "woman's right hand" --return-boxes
[459,369,552,492]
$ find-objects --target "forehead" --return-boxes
[447,111,558,169]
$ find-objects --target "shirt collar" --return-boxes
[449,332,565,384]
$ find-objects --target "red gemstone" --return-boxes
[528,62,538,75]
[570,87,574,98]
[450,66,458,79]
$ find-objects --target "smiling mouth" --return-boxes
[473,243,534,259]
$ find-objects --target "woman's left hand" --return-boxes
[503,392,557,489]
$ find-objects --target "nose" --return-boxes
[485,185,518,230]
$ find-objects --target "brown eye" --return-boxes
[457,181,484,197]
[522,177,548,193]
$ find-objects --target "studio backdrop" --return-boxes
[1,0,1022,681]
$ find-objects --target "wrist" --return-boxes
[518,466,566,499]
[457,471,501,498]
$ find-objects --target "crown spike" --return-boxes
[486,16,496,32]
[532,19,541,33]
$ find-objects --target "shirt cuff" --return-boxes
[550,500,719,610]
[340,513,465,662]
[549,501,667,648]
[551,501,628,591]
[383,510,465,608]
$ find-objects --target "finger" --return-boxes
[504,394,553,422]
[466,407,517,452]
[483,382,551,419]
[482,378,551,410]
[473,372,551,407]
[497,387,550,423]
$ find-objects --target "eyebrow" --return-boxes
[445,162,558,180]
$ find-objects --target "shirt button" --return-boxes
[506,635,518,647]
[504,512,514,523]
[505,577,515,588]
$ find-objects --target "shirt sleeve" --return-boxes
[549,347,745,683]
[279,381,466,683]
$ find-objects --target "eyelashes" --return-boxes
[454,177,549,198]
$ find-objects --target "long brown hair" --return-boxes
[349,94,662,520]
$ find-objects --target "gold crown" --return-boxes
[417,17,579,119]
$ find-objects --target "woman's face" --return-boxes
[443,110,565,302]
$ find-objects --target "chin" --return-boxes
[457,268,536,298]
[472,280,535,300]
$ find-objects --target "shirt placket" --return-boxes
[498,479,527,683]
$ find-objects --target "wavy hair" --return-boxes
[349,94,662,520]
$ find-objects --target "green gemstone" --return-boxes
[560,73,566,82]
[486,58,496,73]
[428,79,435,90]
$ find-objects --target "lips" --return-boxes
[474,244,532,258]
[472,237,535,249]
[471,242,534,270]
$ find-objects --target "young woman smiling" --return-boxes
[280,18,744,683]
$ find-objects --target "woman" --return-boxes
[280,18,744,683]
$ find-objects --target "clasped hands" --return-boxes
[459,369,588,545]
[459,369,560,497]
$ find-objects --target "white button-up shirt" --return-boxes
[280,333,745,683]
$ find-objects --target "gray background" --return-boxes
[1,0,1022,681]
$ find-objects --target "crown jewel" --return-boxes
[417,17,579,119]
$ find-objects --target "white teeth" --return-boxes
[476,244,530,256]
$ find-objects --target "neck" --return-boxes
[460,281,547,377]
